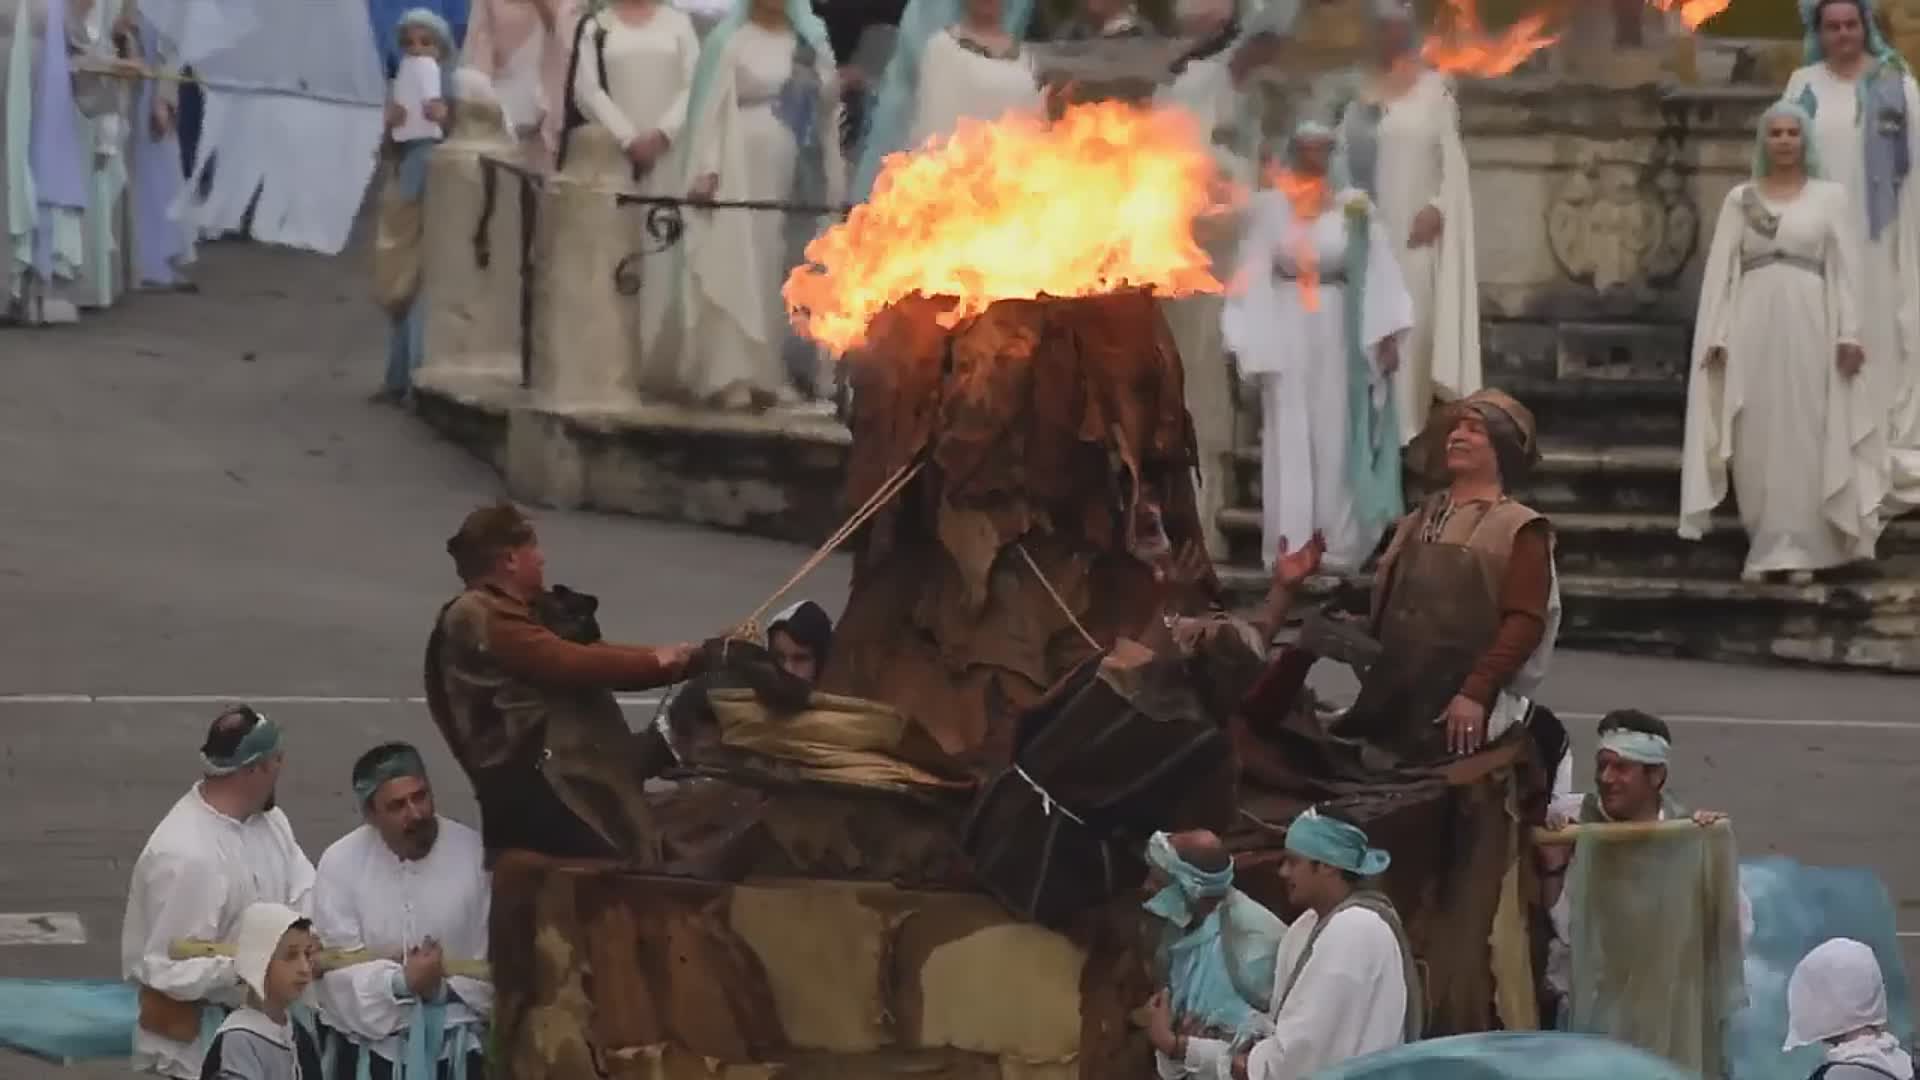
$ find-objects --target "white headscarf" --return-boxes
[1786,937,1914,1080]
[232,902,306,1001]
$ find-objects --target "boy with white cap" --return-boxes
[1787,938,1914,1080]
[198,902,322,1080]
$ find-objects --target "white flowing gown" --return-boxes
[572,3,699,396]
[1223,188,1413,573]
[1336,68,1480,445]
[907,28,1040,151]
[1680,179,1883,574]
[1784,61,1920,511]
[681,20,843,404]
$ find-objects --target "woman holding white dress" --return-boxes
[1333,0,1480,447]
[1223,123,1414,573]
[1784,0,1920,512]
[673,0,844,409]
[565,0,700,394]
[850,0,1039,203]
[1680,102,1882,583]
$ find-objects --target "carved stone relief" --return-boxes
[1546,149,1699,292]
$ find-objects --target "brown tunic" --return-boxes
[424,584,686,857]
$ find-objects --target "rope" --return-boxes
[1014,543,1101,652]
[737,457,924,639]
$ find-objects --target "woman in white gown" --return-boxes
[1680,101,1882,582]
[1223,123,1414,573]
[1333,0,1480,447]
[672,0,843,409]
[1784,0,1920,512]
[850,0,1038,204]
[565,0,700,394]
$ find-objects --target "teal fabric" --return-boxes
[0,980,135,1062]
[1311,1032,1701,1079]
[353,745,429,807]
[850,0,1037,202]
[1142,833,1282,1045]
[1595,729,1671,767]
[1726,857,1915,1080]
[1143,831,1234,929]
[1285,809,1391,877]
[1800,0,1901,66]
[679,0,833,184]
[1340,198,1401,540]
[205,714,283,773]
[1158,910,1270,1044]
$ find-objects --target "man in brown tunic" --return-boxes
[424,503,700,862]
[1242,388,1556,767]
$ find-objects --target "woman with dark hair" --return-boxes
[1784,0,1920,513]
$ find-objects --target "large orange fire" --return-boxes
[784,101,1222,355]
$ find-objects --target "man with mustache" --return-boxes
[312,742,492,1079]
[122,706,316,1079]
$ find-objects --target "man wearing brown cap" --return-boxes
[425,503,702,862]
[1247,388,1560,766]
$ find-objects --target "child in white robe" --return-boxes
[1786,938,1914,1080]
[198,903,321,1080]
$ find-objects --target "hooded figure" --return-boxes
[665,0,844,410]
[1784,0,1920,514]
[1787,938,1916,1080]
[372,8,457,405]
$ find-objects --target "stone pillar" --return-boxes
[420,94,525,382]
[529,126,645,409]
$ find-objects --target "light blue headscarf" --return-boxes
[850,0,1037,203]
[1144,831,1236,929]
[1285,808,1392,877]
[1752,100,1824,179]
[351,744,430,808]
[1800,0,1901,65]
[1142,833,1272,1045]
[201,712,284,775]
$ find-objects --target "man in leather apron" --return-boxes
[424,503,703,864]
[1339,389,1556,764]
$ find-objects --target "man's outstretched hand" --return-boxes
[1271,532,1326,592]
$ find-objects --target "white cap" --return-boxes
[231,902,306,1000]
[1785,938,1890,1049]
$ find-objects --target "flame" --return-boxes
[1648,0,1731,30]
[785,101,1221,354]
[1421,0,1560,77]
[1261,165,1330,313]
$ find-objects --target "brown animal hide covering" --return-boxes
[489,851,1155,1079]
[821,292,1213,770]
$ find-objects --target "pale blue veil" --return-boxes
[679,0,835,178]
[850,0,1037,203]
[1799,0,1902,66]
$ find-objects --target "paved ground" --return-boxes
[0,240,1915,1076]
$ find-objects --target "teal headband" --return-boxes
[353,747,429,807]
[1143,832,1235,928]
[202,714,282,775]
[1285,809,1391,877]
[1598,730,1671,767]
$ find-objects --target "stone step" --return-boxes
[1213,567,1920,671]
[1491,376,1686,446]
[1215,505,1920,579]
[1225,441,1685,516]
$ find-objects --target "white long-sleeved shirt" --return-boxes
[1176,906,1407,1080]
[122,785,316,1079]
[312,819,492,1065]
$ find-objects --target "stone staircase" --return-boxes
[1212,375,1920,671]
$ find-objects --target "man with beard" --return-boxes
[122,706,316,1079]
[312,742,491,1078]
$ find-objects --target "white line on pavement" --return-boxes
[1558,710,1919,733]
[0,912,87,946]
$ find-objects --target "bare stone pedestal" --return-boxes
[420,100,525,383]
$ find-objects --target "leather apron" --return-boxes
[1338,498,1529,763]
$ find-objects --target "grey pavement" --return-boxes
[0,240,1914,1078]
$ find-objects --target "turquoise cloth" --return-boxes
[0,979,135,1062]
[1158,910,1269,1044]
[352,745,428,807]
[1311,1032,1701,1079]
[1142,833,1283,1044]
[1339,199,1402,540]
[1726,857,1915,1080]
[1285,808,1391,877]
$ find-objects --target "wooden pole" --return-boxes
[168,938,491,981]
[1531,818,1729,846]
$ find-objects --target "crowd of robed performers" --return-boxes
[114,422,1911,1079]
